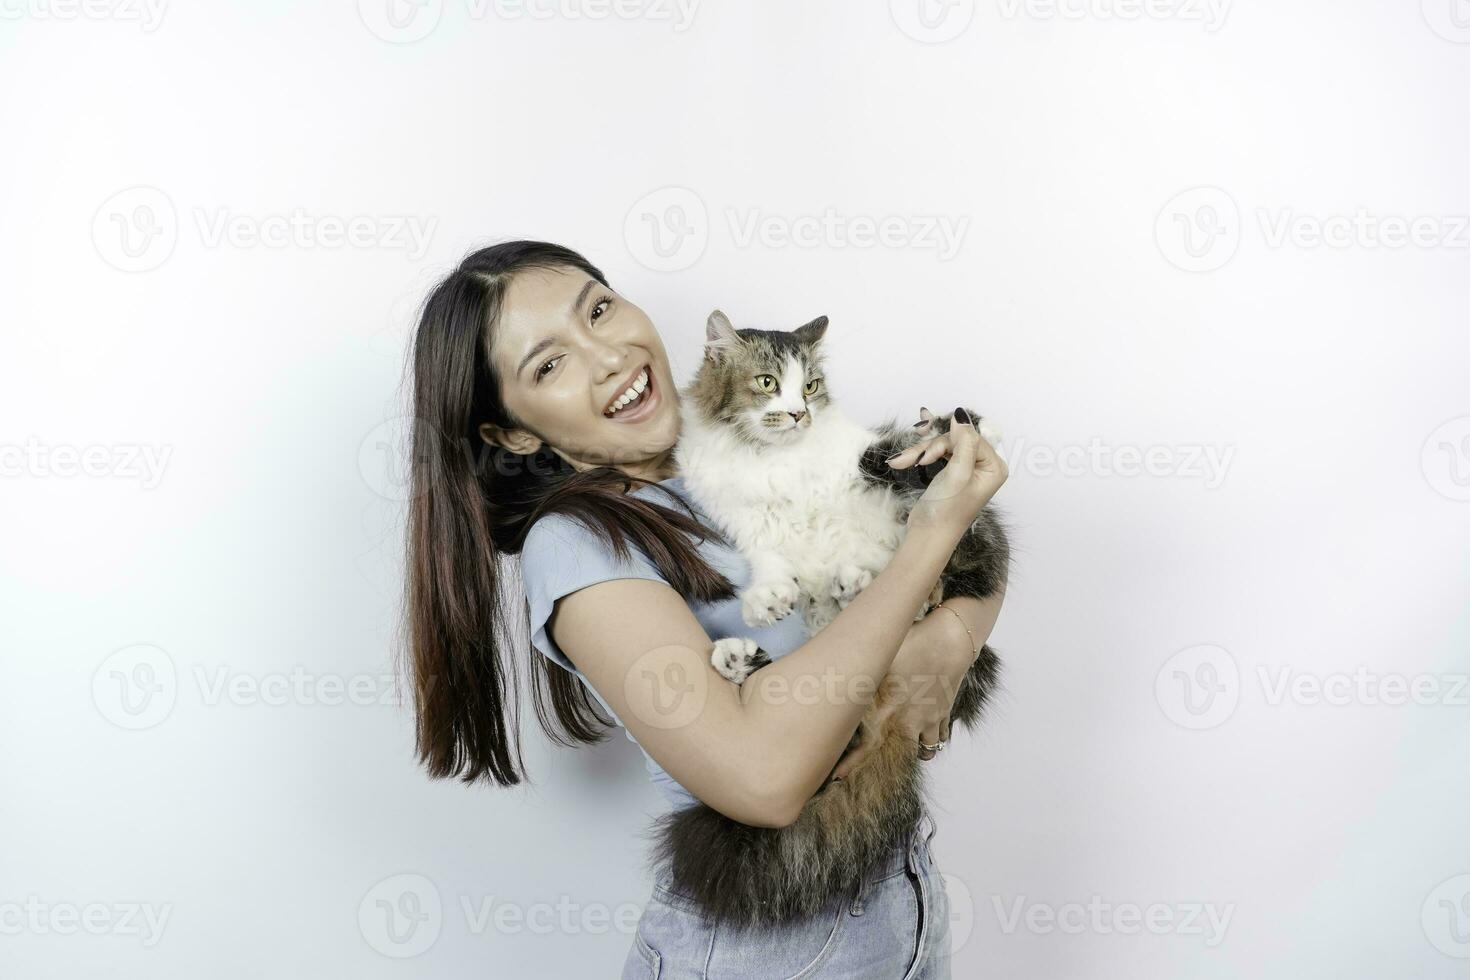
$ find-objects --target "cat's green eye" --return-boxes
[804,378,822,396]
[755,375,777,392]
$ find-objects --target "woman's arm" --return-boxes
[552,414,1005,828]
[550,519,960,828]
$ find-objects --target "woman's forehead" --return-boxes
[493,267,593,371]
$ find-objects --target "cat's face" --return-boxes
[685,310,831,447]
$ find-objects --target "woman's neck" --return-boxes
[619,447,678,484]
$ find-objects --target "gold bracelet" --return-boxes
[933,602,978,660]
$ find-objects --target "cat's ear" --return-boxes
[794,315,829,349]
[705,309,744,363]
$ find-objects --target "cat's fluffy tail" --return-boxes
[648,707,924,929]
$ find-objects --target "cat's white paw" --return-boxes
[831,564,874,607]
[978,418,1004,459]
[803,596,840,633]
[741,577,801,628]
[711,637,768,685]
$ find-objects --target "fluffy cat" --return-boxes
[653,309,1011,928]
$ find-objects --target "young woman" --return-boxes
[405,241,1008,978]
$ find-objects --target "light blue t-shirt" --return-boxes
[520,475,810,810]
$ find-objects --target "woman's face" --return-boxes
[481,266,681,478]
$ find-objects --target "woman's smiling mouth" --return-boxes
[603,364,659,423]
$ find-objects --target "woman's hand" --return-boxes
[887,407,1008,537]
[828,598,984,779]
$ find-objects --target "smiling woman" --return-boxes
[403,240,1007,978]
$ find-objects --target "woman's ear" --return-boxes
[478,421,542,455]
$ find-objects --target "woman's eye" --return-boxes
[590,296,613,323]
[537,356,561,380]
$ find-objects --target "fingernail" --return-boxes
[954,407,970,424]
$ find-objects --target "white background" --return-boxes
[3,1,1469,977]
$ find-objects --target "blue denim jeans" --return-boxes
[621,813,952,979]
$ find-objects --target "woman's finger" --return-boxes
[915,434,954,466]
[887,434,941,469]
[917,722,942,761]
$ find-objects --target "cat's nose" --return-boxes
[789,410,806,424]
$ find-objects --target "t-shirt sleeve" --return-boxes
[520,512,671,674]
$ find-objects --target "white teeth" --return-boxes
[605,369,650,416]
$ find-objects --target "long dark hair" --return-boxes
[405,240,735,786]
